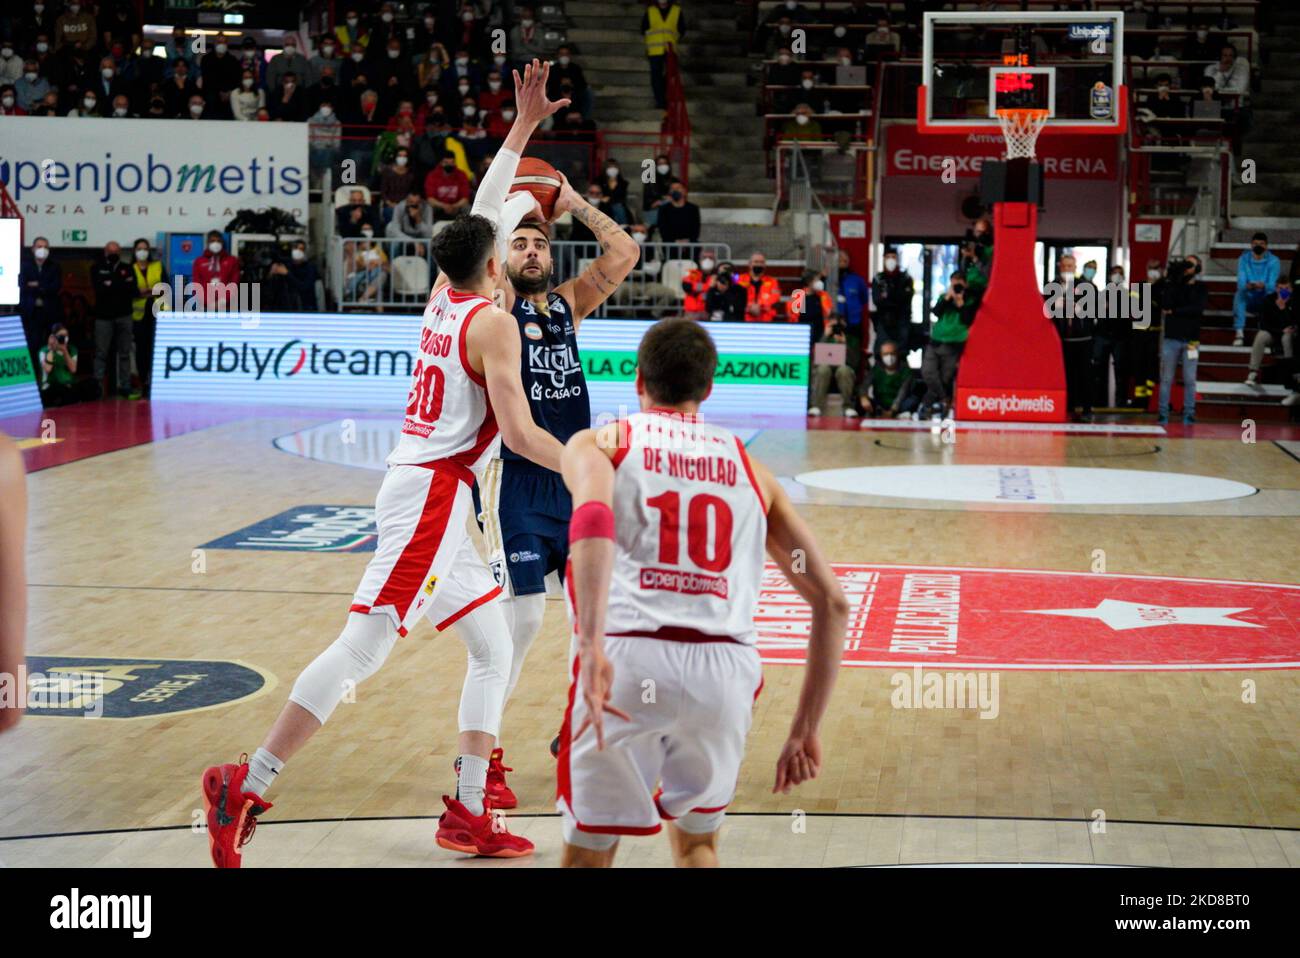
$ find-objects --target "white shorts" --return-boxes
[557,635,764,837]
[351,462,501,637]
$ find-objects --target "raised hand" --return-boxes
[511,58,570,128]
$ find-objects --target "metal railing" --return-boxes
[327,236,731,316]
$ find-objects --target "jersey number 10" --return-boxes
[647,491,733,572]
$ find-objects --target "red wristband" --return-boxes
[569,501,615,545]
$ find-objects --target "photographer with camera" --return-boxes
[809,313,858,418]
[1158,255,1208,425]
[704,261,746,322]
[920,271,976,420]
[40,323,99,408]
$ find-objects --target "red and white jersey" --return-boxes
[597,409,769,644]
[387,284,500,477]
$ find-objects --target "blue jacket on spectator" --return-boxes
[837,269,868,329]
[1236,250,1279,292]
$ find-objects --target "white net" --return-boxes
[996,108,1050,159]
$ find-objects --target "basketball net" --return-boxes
[995,108,1049,160]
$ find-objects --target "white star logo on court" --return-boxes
[1022,599,1260,631]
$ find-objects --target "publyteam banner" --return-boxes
[0,316,41,418]
[0,116,308,248]
[151,312,811,420]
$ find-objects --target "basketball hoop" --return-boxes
[995,107,1049,160]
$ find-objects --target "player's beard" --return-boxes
[508,261,551,296]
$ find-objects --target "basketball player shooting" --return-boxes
[472,156,641,809]
[555,319,848,867]
[200,61,572,866]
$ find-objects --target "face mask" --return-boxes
[347,18,359,28]
[779,25,792,36]
[69,4,80,13]
[795,113,809,125]
[834,26,847,38]
[670,189,683,200]
[176,70,188,80]
[291,248,306,262]
[113,106,127,116]
[455,58,469,69]
[284,80,295,89]
[1196,30,1207,41]
[285,45,298,56]
[101,67,115,79]
[801,78,814,89]
[388,48,400,59]
[34,247,49,260]
[488,80,500,91]
[320,105,333,117]
[426,92,438,105]
[882,354,897,366]
[558,56,571,67]
[501,109,514,120]
[632,232,646,244]
[37,43,49,53]
[839,57,851,66]
[351,52,364,62]
[215,44,227,55]
[425,18,436,29]
[1147,268,1160,280]
[83,97,97,110]
[812,279,825,291]
[361,228,374,238]
[777,55,791,65]
[884,258,897,271]
[208,241,223,254]
[656,163,669,175]
[606,166,618,177]
[1082,267,1096,280]
[2,48,14,59]
[323,45,335,57]
[494,55,506,66]
[462,11,474,21]
[463,105,476,117]
[1157,85,1169,94]
[587,194,602,204]
[700,258,714,271]
[521,19,534,28]
[1110,272,1123,283]
[24,71,37,82]
[242,77,254,88]
[751,265,764,276]
[1252,244,1265,254]
[135,248,149,261]
[1,96,12,108]
[441,162,454,171]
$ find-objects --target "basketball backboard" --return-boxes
[919,10,1126,136]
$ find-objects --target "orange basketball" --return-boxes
[510,157,563,220]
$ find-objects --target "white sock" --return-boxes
[245,747,283,798]
[456,754,489,816]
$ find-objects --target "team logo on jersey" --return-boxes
[424,574,438,596]
[201,506,378,552]
[11,656,274,719]
[490,558,507,588]
[509,550,541,564]
[523,321,544,341]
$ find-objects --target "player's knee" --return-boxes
[562,817,619,852]
[505,593,545,652]
[290,612,398,723]
[674,809,726,836]
[459,603,513,682]
[337,610,400,682]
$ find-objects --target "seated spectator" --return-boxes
[808,314,857,418]
[704,262,747,322]
[570,184,614,246]
[91,56,128,114]
[68,89,99,117]
[414,108,468,172]
[340,44,372,93]
[597,159,632,224]
[0,41,21,85]
[656,180,700,259]
[162,59,197,116]
[183,94,209,120]
[308,99,342,171]
[266,241,320,312]
[387,192,435,250]
[40,323,98,407]
[457,108,491,165]
[336,189,380,238]
[310,36,343,87]
[552,107,596,142]
[56,2,98,53]
[859,340,916,419]
[485,99,515,140]
[1204,44,1249,97]
[417,44,451,91]
[548,45,590,115]
[143,95,167,118]
[334,9,371,56]
[345,240,389,307]
[424,151,472,220]
[765,18,796,58]
[643,154,675,230]
[0,85,24,115]
[479,70,509,113]
[510,7,551,62]
[191,232,241,311]
[232,68,265,121]
[351,88,386,127]
[369,4,403,56]
[782,103,823,141]
[442,49,481,99]
[376,147,417,216]
[309,64,341,114]
[681,252,720,319]
[864,17,901,60]
[737,253,780,322]
[268,36,310,93]
[268,71,308,121]
[921,271,976,419]
[1234,232,1280,345]
[374,36,415,102]
[108,93,133,117]
[16,60,51,111]
[1245,276,1295,388]
[768,47,801,89]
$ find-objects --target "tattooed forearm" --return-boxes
[570,202,623,249]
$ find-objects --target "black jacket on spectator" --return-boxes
[90,257,137,318]
[548,62,588,100]
[1049,278,1096,339]
[657,201,701,244]
[336,203,381,238]
[1161,278,1208,342]
[199,50,242,110]
[286,260,321,311]
[1257,295,1294,338]
[705,280,748,322]
[161,74,198,116]
[268,83,309,121]
[19,256,64,330]
[871,269,914,317]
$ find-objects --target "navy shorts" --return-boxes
[474,457,571,597]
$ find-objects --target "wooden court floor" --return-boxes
[2,415,1298,867]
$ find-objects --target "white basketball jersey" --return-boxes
[387,284,500,476]
[598,410,768,644]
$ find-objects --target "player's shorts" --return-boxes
[351,461,501,637]
[557,633,764,837]
[475,457,571,598]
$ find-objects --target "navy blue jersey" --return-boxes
[500,290,590,462]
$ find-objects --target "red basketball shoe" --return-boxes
[201,755,273,869]
[486,747,518,809]
[435,795,534,858]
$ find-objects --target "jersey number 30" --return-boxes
[406,359,446,425]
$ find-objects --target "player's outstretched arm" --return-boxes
[471,306,565,473]
[552,173,641,325]
[0,436,28,734]
[750,457,846,794]
[560,425,630,749]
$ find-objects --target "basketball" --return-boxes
[510,157,563,220]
